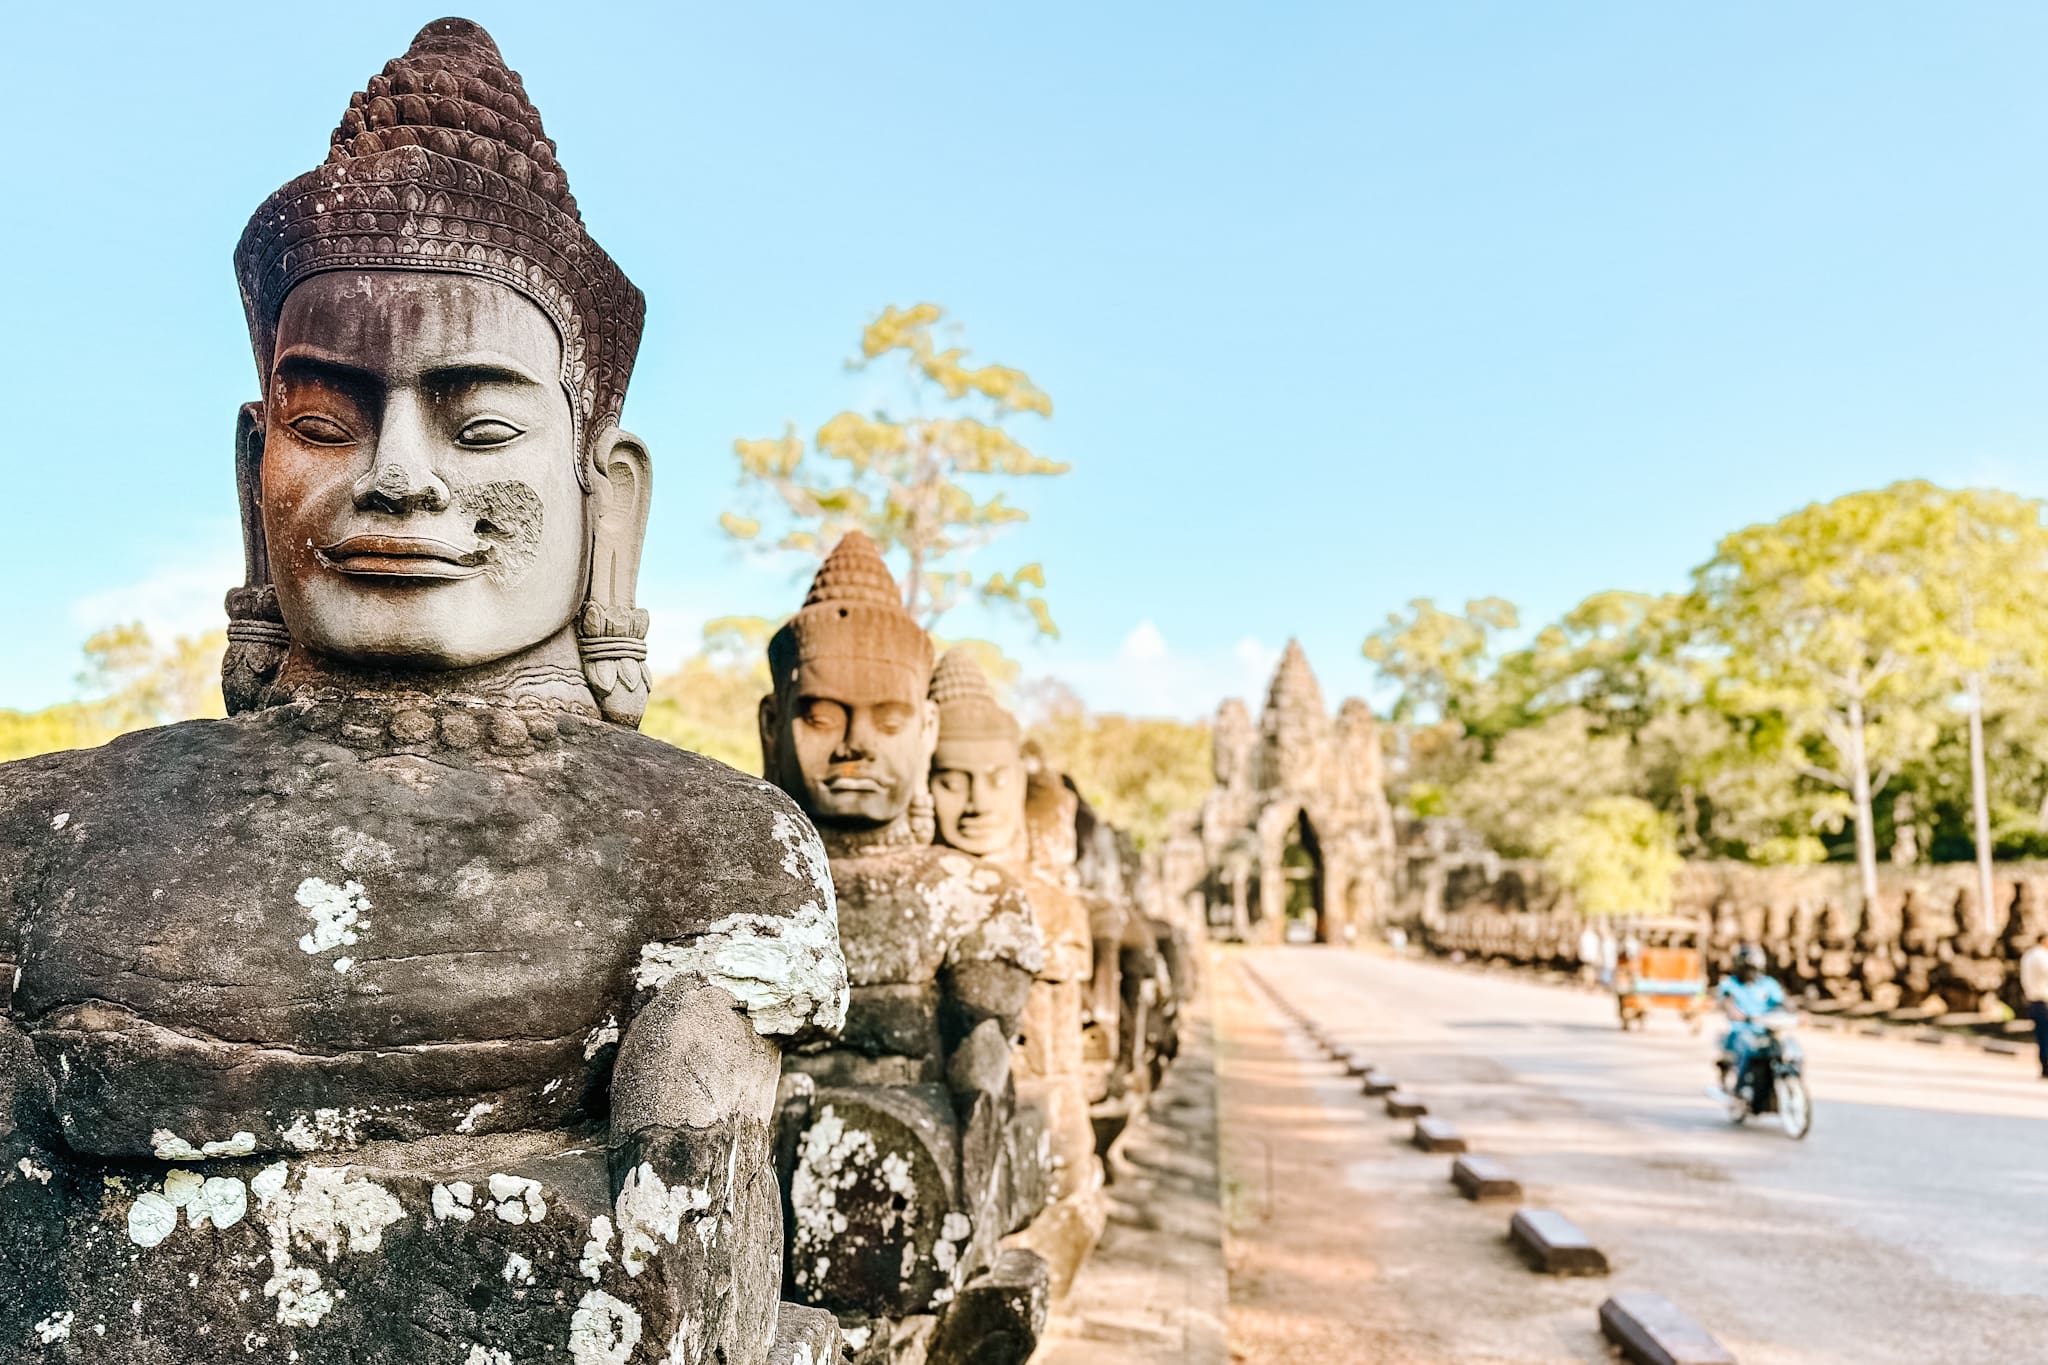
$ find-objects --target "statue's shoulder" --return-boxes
[902,847,1043,976]
[0,718,255,979]
[582,728,847,1041]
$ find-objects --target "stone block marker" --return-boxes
[1361,1071,1398,1096]
[1384,1091,1427,1118]
[1509,1209,1610,1276]
[1599,1293,1738,1364]
[1342,1051,1372,1076]
[1451,1155,1522,1202]
[1411,1118,1467,1152]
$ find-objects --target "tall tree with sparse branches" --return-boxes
[721,303,1069,634]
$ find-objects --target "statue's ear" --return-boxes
[579,429,654,727]
[757,693,780,779]
[235,402,269,588]
[221,402,289,715]
[918,696,941,765]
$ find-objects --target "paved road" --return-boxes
[1228,947,2048,1365]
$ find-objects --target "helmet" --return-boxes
[1735,943,1767,974]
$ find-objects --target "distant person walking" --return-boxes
[2023,931,2048,1081]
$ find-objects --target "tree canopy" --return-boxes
[721,303,1069,635]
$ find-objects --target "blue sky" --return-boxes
[4,3,2046,719]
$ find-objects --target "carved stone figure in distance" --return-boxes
[0,20,845,1364]
[927,649,1105,1297]
[760,534,1049,1361]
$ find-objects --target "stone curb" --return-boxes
[1361,1071,1397,1096]
[1508,1209,1609,1276]
[1411,1118,1465,1153]
[1450,1155,1521,1202]
[1598,1293,1737,1364]
[1383,1091,1427,1118]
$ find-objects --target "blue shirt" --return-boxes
[1717,975,1786,1023]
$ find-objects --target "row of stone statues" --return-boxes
[0,19,1185,1364]
[1428,868,2048,1019]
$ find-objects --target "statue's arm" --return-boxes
[943,878,1044,1042]
[608,977,786,1346]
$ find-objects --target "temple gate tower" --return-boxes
[1194,641,1396,944]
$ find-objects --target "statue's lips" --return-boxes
[317,535,489,581]
[822,774,885,794]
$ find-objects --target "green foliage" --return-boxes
[1365,481,2048,881]
[1537,796,1680,916]
[1026,686,1211,849]
[639,617,776,774]
[0,624,227,763]
[723,303,1068,635]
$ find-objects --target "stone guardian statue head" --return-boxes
[224,18,654,724]
[760,532,938,831]
[928,648,1027,859]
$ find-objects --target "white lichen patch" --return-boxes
[614,1162,712,1277]
[49,813,69,831]
[189,1176,249,1230]
[584,1015,620,1059]
[842,1324,872,1351]
[432,1180,477,1223]
[465,1349,514,1365]
[788,1107,895,1293]
[568,1290,642,1365]
[15,1157,52,1184]
[773,810,834,904]
[503,1252,534,1285]
[295,877,371,956]
[151,1128,258,1161]
[251,1161,402,1329]
[633,897,848,1038]
[456,1101,495,1134]
[488,1172,548,1224]
[34,1311,72,1344]
[162,1169,204,1209]
[579,1214,615,1281]
[127,1192,178,1248]
[281,1107,366,1152]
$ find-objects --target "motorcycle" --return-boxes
[1716,1009,1812,1140]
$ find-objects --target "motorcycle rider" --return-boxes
[1717,944,1788,1096]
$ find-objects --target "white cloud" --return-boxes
[1029,620,1283,720]
[68,529,242,644]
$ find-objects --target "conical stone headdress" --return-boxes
[233,18,644,461]
[931,648,1020,744]
[768,533,935,692]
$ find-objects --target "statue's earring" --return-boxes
[581,430,654,726]
[908,789,937,845]
[223,403,290,714]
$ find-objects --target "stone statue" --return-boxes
[758,534,1047,1362]
[927,650,1104,1297]
[0,19,847,1365]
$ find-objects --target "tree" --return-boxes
[722,303,1068,635]
[639,617,776,774]
[1362,596,1520,735]
[1026,685,1211,849]
[1689,487,1950,913]
[0,624,227,763]
[1537,796,1681,916]
[1893,483,2048,928]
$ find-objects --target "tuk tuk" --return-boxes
[1613,916,1710,1031]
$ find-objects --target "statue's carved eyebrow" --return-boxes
[421,357,548,391]
[273,346,380,391]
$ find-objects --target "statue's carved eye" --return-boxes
[289,414,356,446]
[457,417,527,448]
